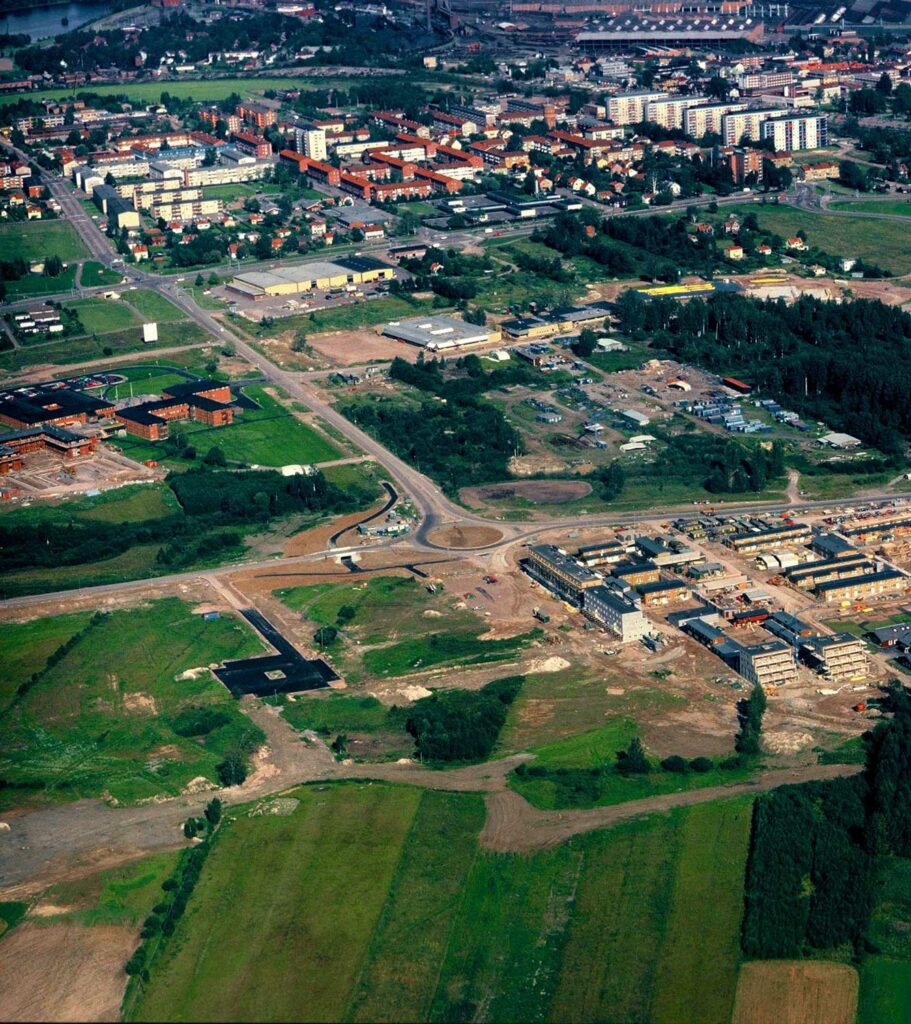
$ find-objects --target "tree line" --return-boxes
[742,689,911,959]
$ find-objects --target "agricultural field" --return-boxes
[0,219,87,262]
[732,961,859,1024]
[0,597,264,804]
[725,203,911,275]
[127,783,751,1024]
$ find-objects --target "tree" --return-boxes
[204,797,222,825]
[203,446,226,467]
[208,272,219,286]
[735,684,767,756]
[195,273,205,287]
[216,752,247,787]
[573,327,597,357]
[43,254,64,277]
[314,625,338,647]
[291,331,309,353]
[877,71,893,95]
[336,604,356,624]
[616,737,651,774]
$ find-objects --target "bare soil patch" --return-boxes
[425,524,504,548]
[732,960,859,1024]
[0,922,136,1022]
[461,479,592,507]
[308,329,417,367]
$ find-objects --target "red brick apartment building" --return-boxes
[115,381,234,441]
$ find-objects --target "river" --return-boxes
[0,1,117,41]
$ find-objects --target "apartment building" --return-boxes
[524,544,602,603]
[722,108,780,145]
[644,94,707,131]
[295,124,327,162]
[726,523,812,555]
[803,634,867,680]
[739,640,799,687]
[148,197,222,223]
[685,101,747,138]
[607,90,664,126]
[816,569,907,604]
[583,584,649,642]
[760,114,828,152]
[183,163,268,187]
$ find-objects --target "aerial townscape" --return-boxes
[9,0,911,1022]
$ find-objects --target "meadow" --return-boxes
[128,783,752,1023]
[726,203,911,275]
[0,219,87,262]
[859,856,911,1024]
[0,597,264,804]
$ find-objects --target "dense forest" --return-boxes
[618,290,911,455]
[343,356,536,491]
[397,676,523,762]
[742,691,911,959]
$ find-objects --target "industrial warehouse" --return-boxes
[227,255,394,298]
[380,315,501,352]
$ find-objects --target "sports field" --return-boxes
[0,598,264,803]
[128,785,752,1023]
[0,220,87,262]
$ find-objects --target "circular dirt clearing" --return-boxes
[462,479,592,506]
[426,525,504,548]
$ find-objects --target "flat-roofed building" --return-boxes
[227,256,394,298]
[760,114,828,152]
[815,569,907,604]
[636,579,691,606]
[644,95,707,130]
[380,315,500,351]
[610,560,660,587]
[607,90,664,126]
[577,540,626,567]
[685,101,748,138]
[524,543,601,603]
[583,584,648,642]
[739,640,798,688]
[726,522,811,554]
[803,633,867,680]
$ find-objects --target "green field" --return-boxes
[859,856,911,1024]
[130,784,751,1023]
[69,296,139,334]
[114,384,341,467]
[829,199,911,218]
[726,203,911,275]
[129,783,423,1022]
[362,628,538,678]
[5,264,77,299]
[0,220,87,262]
[124,289,185,322]
[80,261,123,288]
[0,598,264,804]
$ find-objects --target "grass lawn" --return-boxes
[5,264,77,299]
[80,261,123,288]
[129,782,422,1023]
[349,791,485,1022]
[725,204,911,275]
[0,597,264,804]
[124,289,185,322]
[0,220,87,262]
[362,627,539,678]
[396,201,437,216]
[0,611,91,709]
[157,384,341,467]
[69,297,140,335]
[0,541,165,599]
[859,856,911,1024]
[829,199,911,217]
[121,778,753,1023]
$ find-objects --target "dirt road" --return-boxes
[0,698,861,895]
[480,763,861,853]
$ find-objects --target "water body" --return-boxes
[0,1,116,41]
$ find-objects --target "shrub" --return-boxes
[689,757,714,773]
[660,755,689,774]
[171,705,232,737]
[216,752,247,787]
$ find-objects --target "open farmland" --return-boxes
[124,782,751,1023]
[0,598,264,804]
[732,961,859,1024]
